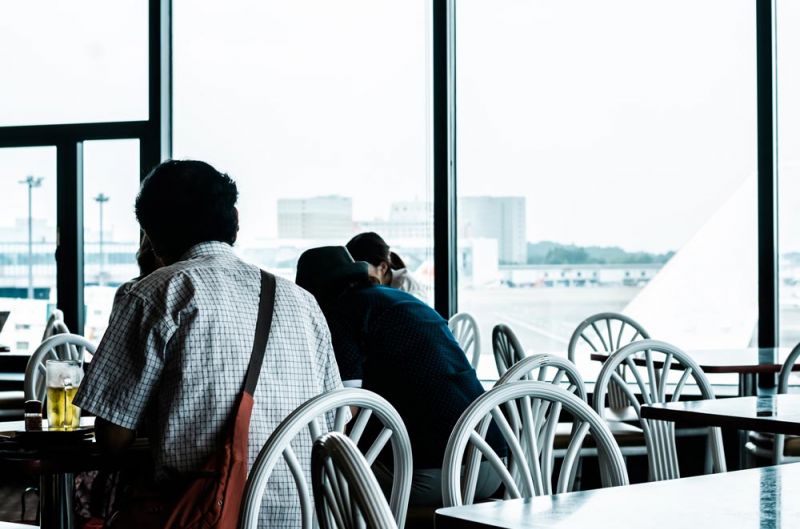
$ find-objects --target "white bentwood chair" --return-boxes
[441,381,629,507]
[497,352,645,475]
[239,388,412,529]
[568,312,650,412]
[312,432,398,529]
[41,309,69,342]
[494,354,589,491]
[593,339,726,481]
[492,324,526,378]
[24,334,96,402]
[448,312,481,369]
[496,354,586,398]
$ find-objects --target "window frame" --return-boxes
[0,0,171,333]
[0,0,781,383]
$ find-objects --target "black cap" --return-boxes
[24,400,42,414]
[295,246,370,303]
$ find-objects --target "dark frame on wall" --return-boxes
[0,0,784,360]
[0,0,172,333]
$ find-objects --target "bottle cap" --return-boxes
[24,400,42,414]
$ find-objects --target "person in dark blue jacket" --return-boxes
[296,246,504,506]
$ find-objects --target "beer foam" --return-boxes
[46,361,83,388]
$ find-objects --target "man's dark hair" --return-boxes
[135,160,239,262]
[346,232,391,268]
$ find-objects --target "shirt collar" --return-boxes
[180,241,235,261]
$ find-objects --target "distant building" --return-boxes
[277,196,353,239]
[459,196,527,264]
[359,201,431,240]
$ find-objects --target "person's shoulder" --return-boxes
[123,267,162,299]
[374,285,425,305]
[123,263,198,309]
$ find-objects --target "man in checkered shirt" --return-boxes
[74,160,343,527]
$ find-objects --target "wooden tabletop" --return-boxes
[436,463,800,529]
[590,347,798,374]
[0,417,151,474]
[640,394,800,436]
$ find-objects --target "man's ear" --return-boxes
[232,207,239,243]
[379,261,390,274]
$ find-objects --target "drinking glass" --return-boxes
[45,359,83,430]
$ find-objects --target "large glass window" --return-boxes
[456,1,758,378]
[0,1,148,126]
[83,140,141,342]
[0,147,58,352]
[173,0,433,299]
[778,1,800,348]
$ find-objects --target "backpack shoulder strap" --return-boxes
[243,270,277,396]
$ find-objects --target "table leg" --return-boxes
[738,373,756,397]
[40,472,74,529]
[736,373,758,469]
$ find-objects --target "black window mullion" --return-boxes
[756,0,779,387]
[433,0,457,319]
[142,0,172,174]
[56,141,85,334]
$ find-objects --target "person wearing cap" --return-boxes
[346,231,425,297]
[296,246,504,507]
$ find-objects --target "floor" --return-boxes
[0,483,37,524]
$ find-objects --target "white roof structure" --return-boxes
[624,174,758,349]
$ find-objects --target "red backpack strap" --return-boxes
[243,270,277,396]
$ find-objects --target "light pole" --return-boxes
[94,193,110,286]
[18,176,43,299]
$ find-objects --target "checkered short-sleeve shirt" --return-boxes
[75,241,342,527]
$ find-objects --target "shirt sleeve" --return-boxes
[74,291,175,430]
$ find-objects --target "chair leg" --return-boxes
[22,486,40,523]
[704,432,713,474]
[572,458,583,491]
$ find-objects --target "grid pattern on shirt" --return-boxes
[74,241,342,528]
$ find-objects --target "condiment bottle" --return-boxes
[24,400,43,431]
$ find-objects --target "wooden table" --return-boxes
[590,347,796,396]
[436,463,800,529]
[0,417,148,529]
[0,417,98,529]
[641,394,800,436]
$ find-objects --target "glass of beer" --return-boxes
[45,359,83,430]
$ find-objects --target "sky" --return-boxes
[0,0,799,254]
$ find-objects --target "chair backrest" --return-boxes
[24,334,96,402]
[492,324,526,377]
[495,354,587,403]
[312,432,398,529]
[774,342,800,464]
[239,388,412,529]
[567,313,650,362]
[41,309,67,341]
[441,381,629,507]
[778,342,800,394]
[449,312,481,369]
[593,339,726,481]
[40,310,76,361]
[568,312,650,409]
